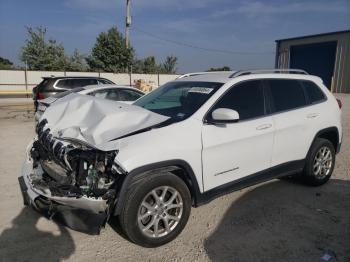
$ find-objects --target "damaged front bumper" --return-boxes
[19,147,113,235]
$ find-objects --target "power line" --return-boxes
[132,26,274,55]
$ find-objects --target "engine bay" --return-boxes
[30,120,121,201]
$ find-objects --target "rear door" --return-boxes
[201,80,274,191]
[265,79,312,167]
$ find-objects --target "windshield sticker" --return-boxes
[188,87,214,94]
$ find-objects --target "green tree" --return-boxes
[86,27,133,73]
[161,55,177,74]
[207,66,231,72]
[20,27,67,70]
[132,56,160,74]
[132,58,144,73]
[0,57,13,69]
[65,49,88,72]
[142,56,159,74]
[20,27,87,71]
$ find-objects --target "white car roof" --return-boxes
[175,71,235,83]
[174,69,323,85]
[80,84,145,94]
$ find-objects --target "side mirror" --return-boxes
[209,108,240,124]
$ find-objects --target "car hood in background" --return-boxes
[41,93,169,150]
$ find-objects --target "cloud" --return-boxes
[64,0,120,10]
[211,0,350,18]
[64,0,229,11]
[161,18,225,34]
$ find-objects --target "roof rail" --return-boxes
[229,69,309,78]
[177,72,205,79]
[177,71,234,79]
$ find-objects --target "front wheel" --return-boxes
[118,172,191,247]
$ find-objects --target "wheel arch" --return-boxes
[314,127,340,154]
[306,127,340,161]
[113,160,202,216]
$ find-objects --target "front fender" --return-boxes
[113,159,201,216]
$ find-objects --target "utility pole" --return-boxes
[125,0,131,49]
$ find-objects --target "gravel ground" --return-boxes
[0,95,349,262]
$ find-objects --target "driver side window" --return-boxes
[211,80,265,121]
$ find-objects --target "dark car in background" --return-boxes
[32,76,115,110]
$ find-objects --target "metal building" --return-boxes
[275,30,350,93]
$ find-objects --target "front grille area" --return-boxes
[35,119,68,167]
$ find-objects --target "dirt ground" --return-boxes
[0,95,349,262]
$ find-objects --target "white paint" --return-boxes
[41,93,169,149]
[29,72,343,195]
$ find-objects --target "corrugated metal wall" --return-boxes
[276,32,350,93]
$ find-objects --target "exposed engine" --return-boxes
[30,119,120,200]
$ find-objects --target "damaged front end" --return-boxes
[19,119,124,234]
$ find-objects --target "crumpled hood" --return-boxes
[40,93,169,149]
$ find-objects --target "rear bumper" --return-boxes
[19,155,109,234]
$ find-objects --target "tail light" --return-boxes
[37,92,45,100]
[336,98,342,109]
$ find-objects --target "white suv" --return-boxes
[19,69,342,247]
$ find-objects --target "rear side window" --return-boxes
[98,79,113,84]
[267,79,307,112]
[211,80,265,120]
[72,79,97,87]
[56,79,71,88]
[56,78,98,89]
[301,81,326,104]
[106,90,119,100]
[118,89,143,101]
[36,78,56,92]
[90,90,109,99]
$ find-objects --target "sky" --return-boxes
[0,0,349,73]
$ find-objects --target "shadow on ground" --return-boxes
[0,207,75,262]
[204,179,350,262]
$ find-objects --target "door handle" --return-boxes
[307,113,319,119]
[256,123,272,130]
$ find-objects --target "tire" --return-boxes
[302,138,335,186]
[118,171,191,247]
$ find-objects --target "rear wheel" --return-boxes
[118,171,191,247]
[303,138,335,186]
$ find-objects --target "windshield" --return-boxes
[134,81,223,121]
[53,87,85,98]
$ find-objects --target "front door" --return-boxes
[201,80,274,191]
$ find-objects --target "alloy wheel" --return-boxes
[137,186,183,238]
[313,146,333,179]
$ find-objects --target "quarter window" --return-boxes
[301,81,326,104]
[267,79,307,112]
[211,80,265,120]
